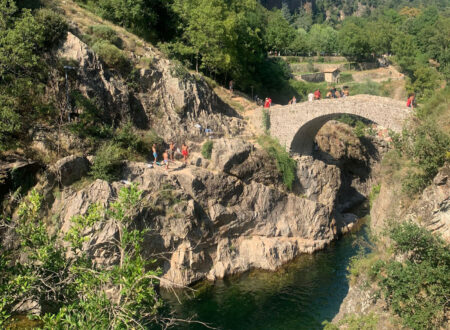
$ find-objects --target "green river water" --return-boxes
[161,204,370,330]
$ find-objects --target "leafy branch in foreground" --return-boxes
[0,184,167,329]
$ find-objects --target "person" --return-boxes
[152,144,158,166]
[326,90,332,98]
[406,93,415,109]
[308,92,314,102]
[229,80,234,95]
[264,97,272,109]
[292,96,296,105]
[343,87,349,97]
[162,150,169,170]
[182,143,189,165]
[314,89,321,100]
[169,142,175,161]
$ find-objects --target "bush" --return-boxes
[339,72,353,83]
[257,135,297,190]
[377,222,450,329]
[368,184,381,207]
[262,109,270,132]
[91,40,129,72]
[201,140,213,159]
[88,25,121,47]
[354,120,367,138]
[90,143,124,182]
[113,121,144,153]
[35,8,68,49]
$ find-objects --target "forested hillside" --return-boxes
[74,0,449,102]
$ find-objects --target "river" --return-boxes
[161,203,370,330]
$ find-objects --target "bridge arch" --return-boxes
[268,95,410,156]
[290,113,373,155]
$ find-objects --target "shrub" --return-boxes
[354,120,366,138]
[91,40,129,72]
[368,184,381,207]
[376,222,450,329]
[257,135,297,190]
[90,143,124,182]
[339,72,353,83]
[262,109,270,132]
[201,140,213,159]
[113,121,144,153]
[35,8,68,49]
[88,25,121,47]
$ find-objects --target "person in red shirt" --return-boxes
[264,97,272,108]
[314,89,321,100]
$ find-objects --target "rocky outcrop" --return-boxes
[407,163,450,242]
[50,32,243,153]
[51,155,90,186]
[44,137,345,287]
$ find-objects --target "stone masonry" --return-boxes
[269,95,411,154]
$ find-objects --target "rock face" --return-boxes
[371,163,450,243]
[51,155,90,186]
[46,139,344,287]
[50,33,243,154]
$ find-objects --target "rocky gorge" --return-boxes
[0,20,392,290]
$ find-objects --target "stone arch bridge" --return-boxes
[268,95,411,155]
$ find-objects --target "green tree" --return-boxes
[265,9,295,54]
[338,18,372,59]
[309,24,337,55]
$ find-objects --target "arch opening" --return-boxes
[289,113,376,156]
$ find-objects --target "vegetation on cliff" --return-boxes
[0,185,169,328]
[348,222,450,329]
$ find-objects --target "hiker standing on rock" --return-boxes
[264,97,272,109]
[182,143,189,165]
[169,142,175,161]
[152,144,158,166]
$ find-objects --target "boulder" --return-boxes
[51,155,90,186]
[210,138,253,173]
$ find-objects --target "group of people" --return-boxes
[152,142,189,170]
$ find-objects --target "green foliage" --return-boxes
[201,140,213,159]
[265,9,295,53]
[323,313,379,330]
[0,185,164,328]
[262,109,270,132]
[113,121,146,154]
[350,80,381,96]
[90,142,124,182]
[68,90,113,140]
[87,25,121,47]
[368,184,381,208]
[92,40,129,72]
[354,120,367,138]
[0,1,67,150]
[377,222,450,329]
[35,8,68,49]
[393,89,450,195]
[339,72,353,83]
[257,135,296,190]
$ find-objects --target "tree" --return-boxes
[265,9,295,54]
[309,24,337,55]
[338,18,372,59]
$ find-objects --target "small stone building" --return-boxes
[324,68,340,83]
